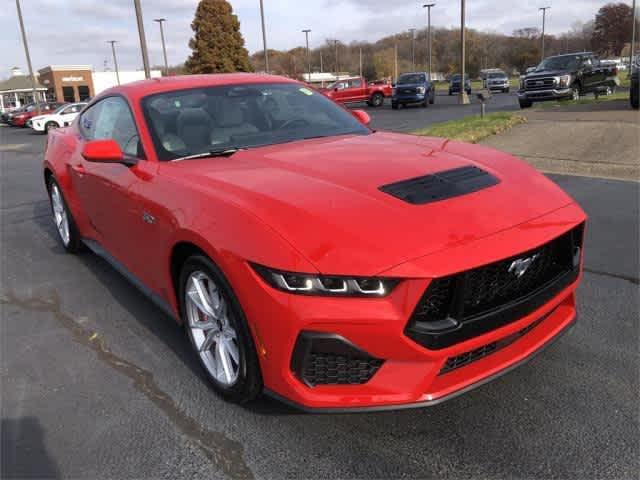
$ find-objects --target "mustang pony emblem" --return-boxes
[508,254,540,278]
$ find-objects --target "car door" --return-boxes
[69,96,150,274]
[580,57,599,92]
[331,81,350,103]
[348,78,366,102]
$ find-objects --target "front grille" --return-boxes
[525,77,556,91]
[290,332,384,387]
[303,353,383,386]
[406,223,584,349]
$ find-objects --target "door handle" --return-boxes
[71,164,86,177]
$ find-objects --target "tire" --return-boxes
[631,87,639,110]
[448,90,452,96]
[421,98,428,108]
[179,255,262,404]
[370,92,384,107]
[505,88,510,93]
[570,84,580,101]
[391,102,399,110]
[519,99,533,109]
[45,121,59,133]
[47,178,83,253]
[429,92,435,104]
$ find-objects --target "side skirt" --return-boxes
[82,238,178,322]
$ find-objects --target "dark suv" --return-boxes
[392,72,435,109]
[449,74,471,95]
[517,52,618,108]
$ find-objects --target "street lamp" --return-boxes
[15,0,40,112]
[459,0,469,104]
[328,39,339,80]
[630,0,636,70]
[302,29,311,82]
[259,0,269,73]
[154,18,169,76]
[423,3,435,81]
[539,6,550,62]
[409,28,416,71]
[107,41,121,85]
[133,0,151,78]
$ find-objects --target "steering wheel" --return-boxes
[279,117,310,130]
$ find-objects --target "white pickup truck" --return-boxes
[29,102,87,133]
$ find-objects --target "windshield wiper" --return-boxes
[172,147,244,162]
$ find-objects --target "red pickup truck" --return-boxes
[321,77,392,107]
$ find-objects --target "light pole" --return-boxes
[459,0,469,104]
[423,3,435,81]
[15,0,40,112]
[302,29,311,82]
[359,47,363,77]
[631,0,637,70]
[107,41,121,85]
[154,18,169,76]
[328,39,339,80]
[259,0,269,73]
[409,28,416,71]
[539,6,550,62]
[133,0,151,78]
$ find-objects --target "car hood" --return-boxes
[31,114,52,122]
[174,132,574,275]
[525,70,567,79]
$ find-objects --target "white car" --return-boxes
[29,102,87,133]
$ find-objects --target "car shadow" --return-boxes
[1,417,61,479]
[31,202,299,415]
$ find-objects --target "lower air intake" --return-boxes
[291,332,384,387]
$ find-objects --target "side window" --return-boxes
[79,102,102,139]
[92,97,143,158]
[350,79,362,88]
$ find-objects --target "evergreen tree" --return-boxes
[185,0,252,74]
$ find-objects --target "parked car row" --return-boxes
[1,101,87,133]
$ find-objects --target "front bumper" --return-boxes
[393,93,426,104]
[233,203,585,411]
[517,88,572,101]
[488,82,509,90]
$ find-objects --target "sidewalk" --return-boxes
[481,100,639,181]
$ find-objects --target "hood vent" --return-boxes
[379,165,499,205]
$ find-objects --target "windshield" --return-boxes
[488,73,506,79]
[53,104,69,114]
[450,74,468,81]
[142,83,370,161]
[536,55,582,72]
[397,73,426,85]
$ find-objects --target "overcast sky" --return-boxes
[0,0,617,78]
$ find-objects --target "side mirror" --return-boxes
[351,109,371,126]
[334,87,339,92]
[82,139,124,164]
[391,83,396,88]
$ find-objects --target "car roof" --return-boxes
[96,73,300,102]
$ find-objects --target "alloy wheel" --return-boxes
[572,88,580,101]
[185,271,240,386]
[50,183,70,246]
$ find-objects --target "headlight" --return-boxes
[417,86,426,94]
[251,263,400,297]
[558,75,571,88]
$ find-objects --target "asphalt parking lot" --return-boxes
[1,121,638,479]
[367,90,520,132]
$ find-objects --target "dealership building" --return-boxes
[0,65,161,112]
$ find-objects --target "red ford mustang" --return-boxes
[43,74,586,411]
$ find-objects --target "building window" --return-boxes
[62,86,75,103]
[78,85,90,101]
